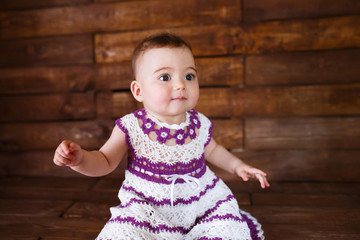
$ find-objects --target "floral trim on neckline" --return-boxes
[133,109,201,145]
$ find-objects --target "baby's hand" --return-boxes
[53,140,83,167]
[235,164,270,189]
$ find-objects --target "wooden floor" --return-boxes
[0,177,359,240]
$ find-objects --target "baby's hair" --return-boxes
[131,33,193,79]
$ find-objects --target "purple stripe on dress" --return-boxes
[199,213,244,224]
[127,163,207,185]
[194,194,236,225]
[240,211,263,240]
[121,176,220,207]
[129,153,206,177]
[198,237,223,240]
[107,215,188,234]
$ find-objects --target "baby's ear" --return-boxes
[130,80,143,102]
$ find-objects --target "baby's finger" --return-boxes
[248,168,267,176]
[256,174,270,188]
[60,141,72,155]
[237,169,249,182]
[54,154,71,166]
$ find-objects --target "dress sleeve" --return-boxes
[115,114,132,149]
[196,111,213,147]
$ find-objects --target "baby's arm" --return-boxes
[204,138,270,188]
[53,126,128,177]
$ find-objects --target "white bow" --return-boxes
[165,173,201,207]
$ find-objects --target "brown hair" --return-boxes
[131,33,193,79]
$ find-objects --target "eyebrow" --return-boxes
[153,66,197,74]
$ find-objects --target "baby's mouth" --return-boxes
[172,96,187,101]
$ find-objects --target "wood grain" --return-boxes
[0,35,93,67]
[243,0,360,22]
[95,16,360,63]
[0,0,91,10]
[245,117,360,150]
[246,49,360,86]
[0,0,241,39]
[233,150,360,182]
[233,83,360,116]
[0,93,96,122]
[0,120,113,151]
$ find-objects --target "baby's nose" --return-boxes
[174,79,186,90]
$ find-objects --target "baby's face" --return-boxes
[134,47,199,124]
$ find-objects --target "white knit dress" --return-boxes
[96,109,264,240]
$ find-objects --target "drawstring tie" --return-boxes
[165,173,201,207]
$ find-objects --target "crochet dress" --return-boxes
[96,109,264,240]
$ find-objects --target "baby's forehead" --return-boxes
[140,46,191,59]
[135,46,194,71]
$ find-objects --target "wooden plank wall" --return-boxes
[0,0,359,182]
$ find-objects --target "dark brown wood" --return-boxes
[196,88,233,118]
[95,16,360,62]
[0,35,93,67]
[261,223,360,240]
[0,0,241,39]
[0,199,71,217]
[233,150,360,182]
[233,83,360,116]
[0,120,113,151]
[243,205,360,226]
[252,192,360,207]
[245,117,360,150]
[212,119,243,149]
[0,0,91,10]
[0,93,96,122]
[246,49,360,86]
[195,56,244,86]
[110,92,141,118]
[243,0,360,22]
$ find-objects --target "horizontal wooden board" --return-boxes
[243,205,360,226]
[261,223,360,240]
[0,217,103,239]
[0,0,241,39]
[245,117,360,150]
[0,65,95,94]
[234,83,360,116]
[0,93,96,122]
[252,192,360,207]
[195,56,243,86]
[0,0,91,10]
[212,119,243,149]
[234,150,360,182]
[246,49,360,86]
[0,35,93,67]
[0,199,71,217]
[0,120,114,151]
[95,16,360,63]
[243,0,360,22]
[196,88,234,118]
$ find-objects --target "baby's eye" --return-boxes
[159,74,171,81]
[185,74,196,81]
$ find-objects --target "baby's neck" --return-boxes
[146,110,186,126]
